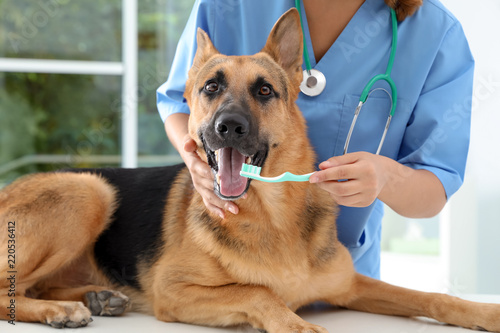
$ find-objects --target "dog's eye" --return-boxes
[205,82,219,93]
[259,84,272,96]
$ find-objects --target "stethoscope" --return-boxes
[295,0,398,155]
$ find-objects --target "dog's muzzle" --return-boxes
[200,108,268,200]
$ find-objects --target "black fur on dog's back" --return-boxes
[61,164,186,289]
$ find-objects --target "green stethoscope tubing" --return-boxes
[295,0,313,75]
[360,7,398,117]
[294,0,399,155]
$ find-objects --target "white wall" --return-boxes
[440,0,500,294]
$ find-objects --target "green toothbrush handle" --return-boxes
[249,171,314,183]
[280,172,314,182]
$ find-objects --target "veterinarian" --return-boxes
[157,0,474,279]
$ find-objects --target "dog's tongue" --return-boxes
[218,147,248,198]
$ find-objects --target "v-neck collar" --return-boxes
[299,0,376,68]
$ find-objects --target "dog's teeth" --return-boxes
[216,174,221,185]
[246,157,251,164]
[215,150,219,163]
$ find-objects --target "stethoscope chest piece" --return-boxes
[300,69,326,97]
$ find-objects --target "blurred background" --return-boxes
[0,0,499,295]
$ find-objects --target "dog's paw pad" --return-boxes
[85,290,130,316]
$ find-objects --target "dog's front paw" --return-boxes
[84,290,130,316]
[285,322,328,333]
[262,310,329,333]
[268,320,327,333]
[45,301,93,328]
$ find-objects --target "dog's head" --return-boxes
[184,9,311,200]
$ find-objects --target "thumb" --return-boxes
[183,137,198,153]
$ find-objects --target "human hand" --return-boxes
[182,136,240,219]
[309,152,390,207]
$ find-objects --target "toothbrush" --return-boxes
[240,163,314,183]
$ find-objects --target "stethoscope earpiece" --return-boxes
[300,69,326,97]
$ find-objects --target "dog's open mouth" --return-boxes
[215,147,250,198]
[202,137,267,200]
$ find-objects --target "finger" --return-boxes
[315,179,361,198]
[200,186,225,209]
[205,200,225,219]
[203,188,239,215]
[198,182,240,215]
[338,193,375,207]
[318,153,361,170]
[310,165,357,183]
[183,137,198,153]
[224,202,239,215]
[206,194,239,216]
[315,184,367,207]
[316,181,376,207]
[335,194,366,207]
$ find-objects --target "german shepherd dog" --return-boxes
[1,8,499,333]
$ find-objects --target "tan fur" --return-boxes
[384,0,423,21]
[0,172,116,324]
[1,8,499,333]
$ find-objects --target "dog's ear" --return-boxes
[185,28,219,108]
[191,28,220,72]
[261,8,303,88]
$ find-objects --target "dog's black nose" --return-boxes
[215,113,249,140]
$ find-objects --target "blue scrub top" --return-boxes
[156,0,474,278]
